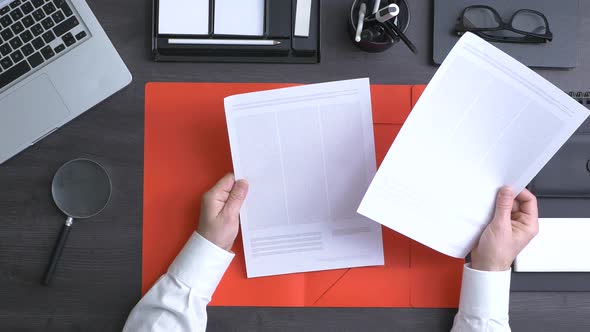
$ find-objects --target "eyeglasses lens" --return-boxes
[512,11,547,34]
[463,7,501,29]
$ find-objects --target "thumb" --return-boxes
[493,186,514,225]
[220,179,249,218]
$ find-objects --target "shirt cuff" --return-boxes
[168,232,234,298]
[458,263,511,319]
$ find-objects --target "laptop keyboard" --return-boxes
[0,0,88,90]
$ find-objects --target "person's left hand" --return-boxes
[197,173,249,251]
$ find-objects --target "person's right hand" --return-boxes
[470,186,539,272]
[197,173,249,252]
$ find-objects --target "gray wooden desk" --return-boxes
[1,0,589,331]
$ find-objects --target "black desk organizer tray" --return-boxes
[152,0,320,63]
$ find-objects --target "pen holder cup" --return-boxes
[349,0,411,52]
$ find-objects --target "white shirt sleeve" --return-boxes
[450,264,512,332]
[123,232,234,332]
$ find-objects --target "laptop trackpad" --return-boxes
[0,75,70,155]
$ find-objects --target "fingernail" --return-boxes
[500,186,513,196]
[235,179,249,191]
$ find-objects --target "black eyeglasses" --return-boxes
[455,6,553,44]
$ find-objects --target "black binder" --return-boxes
[151,0,321,63]
[529,134,590,198]
[529,92,590,198]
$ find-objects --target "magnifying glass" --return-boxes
[42,159,112,286]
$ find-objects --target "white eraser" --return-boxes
[515,218,590,272]
[294,0,313,37]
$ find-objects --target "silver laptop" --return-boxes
[0,0,131,164]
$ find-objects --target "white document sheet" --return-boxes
[515,219,590,272]
[225,79,384,278]
[158,0,209,35]
[214,0,265,36]
[357,33,590,259]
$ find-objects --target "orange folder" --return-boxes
[144,82,464,307]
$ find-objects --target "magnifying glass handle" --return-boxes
[42,217,73,286]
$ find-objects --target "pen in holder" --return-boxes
[349,0,412,53]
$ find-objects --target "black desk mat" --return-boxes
[433,0,579,68]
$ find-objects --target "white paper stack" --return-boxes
[158,0,209,35]
[515,218,590,272]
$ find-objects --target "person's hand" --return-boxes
[471,186,539,272]
[197,173,249,251]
